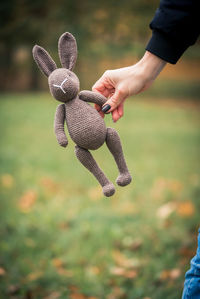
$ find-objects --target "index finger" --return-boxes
[93,75,114,91]
[93,85,115,99]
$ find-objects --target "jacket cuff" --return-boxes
[146,30,189,64]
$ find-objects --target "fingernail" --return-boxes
[102,104,111,113]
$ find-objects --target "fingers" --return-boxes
[92,72,114,92]
[94,104,105,118]
[102,88,127,113]
[92,71,115,98]
[94,96,125,122]
[118,102,124,117]
[112,102,124,122]
[95,102,124,122]
[92,70,126,121]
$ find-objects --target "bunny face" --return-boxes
[48,68,79,102]
[32,32,79,102]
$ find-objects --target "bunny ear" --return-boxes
[58,32,77,70]
[32,45,57,77]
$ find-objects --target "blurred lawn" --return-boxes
[0,91,200,299]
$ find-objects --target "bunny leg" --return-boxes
[106,128,132,186]
[75,145,115,197]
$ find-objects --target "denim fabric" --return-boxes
[182,229,200,299]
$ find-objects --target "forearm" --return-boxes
[92,50,167,122]
[106,51,167,98]
[136,51,167,83]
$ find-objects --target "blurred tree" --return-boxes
[0,0,51,90]
[2,0,198,92]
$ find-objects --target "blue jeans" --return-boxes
[182,229,200,299]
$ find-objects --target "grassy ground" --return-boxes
[0,92,200,299]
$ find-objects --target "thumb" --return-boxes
[101,88,127,113]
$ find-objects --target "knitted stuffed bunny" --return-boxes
[32,32,132,197]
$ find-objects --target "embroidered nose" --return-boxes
[53,77,68,94]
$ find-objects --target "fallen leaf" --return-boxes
[18,190,37,212]
[69,294,87,299]
[1,174,14,188]
[107,286,125,299]
[163,219,173,228]
[26,271,43,281]
[44,292,61,299]
[86,266,100,276]
[58,221,71,230]
[179,246,196,258]
[129,239,143,251]
[112,250,139,268]
[168,180,182,193]
[156,202,176,219]
[170,268,181,279]
[88,186,102,201]
[110,266,137,279]
[52,258,73,277]
[0,267,6,276]
[123,269,138,278]
[177,201,195,217]
[40,177,60,194]
[69,286,79,293]
[122,236,143,251]
[159,268,181,281]
[110,267,125,276]
[52,258,64,269]
[57,268,73,277]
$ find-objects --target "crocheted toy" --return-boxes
[32,32,132,197]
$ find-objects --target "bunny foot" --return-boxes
[116,172,132,187]
[102,183,115,197]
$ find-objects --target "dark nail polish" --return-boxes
[102,104,111,113]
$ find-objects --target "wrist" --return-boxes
[137,51,167,82]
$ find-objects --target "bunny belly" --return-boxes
[65,101,107,150]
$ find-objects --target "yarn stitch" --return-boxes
[32,32,132,196]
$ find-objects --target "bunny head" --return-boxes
[32,32,79,102]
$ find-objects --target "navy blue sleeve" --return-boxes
[146,0,200,64]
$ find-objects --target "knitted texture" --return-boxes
[54,104,68,147]
[58,32,77,70]
[106,128,132,186]
[79,90,108,106]
[32,45,57,77]
[49,68,80,102]
[65,97,106,150]
[32,31,132,197]
[75,145,115,197]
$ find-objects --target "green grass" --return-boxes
[137,79,200,99]
[0,93,200,299]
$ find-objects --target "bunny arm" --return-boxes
[54,104,68,147]
[79,90,107,107]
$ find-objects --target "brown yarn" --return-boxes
[32,32,132,196]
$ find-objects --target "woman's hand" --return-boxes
[92,51,166,122]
